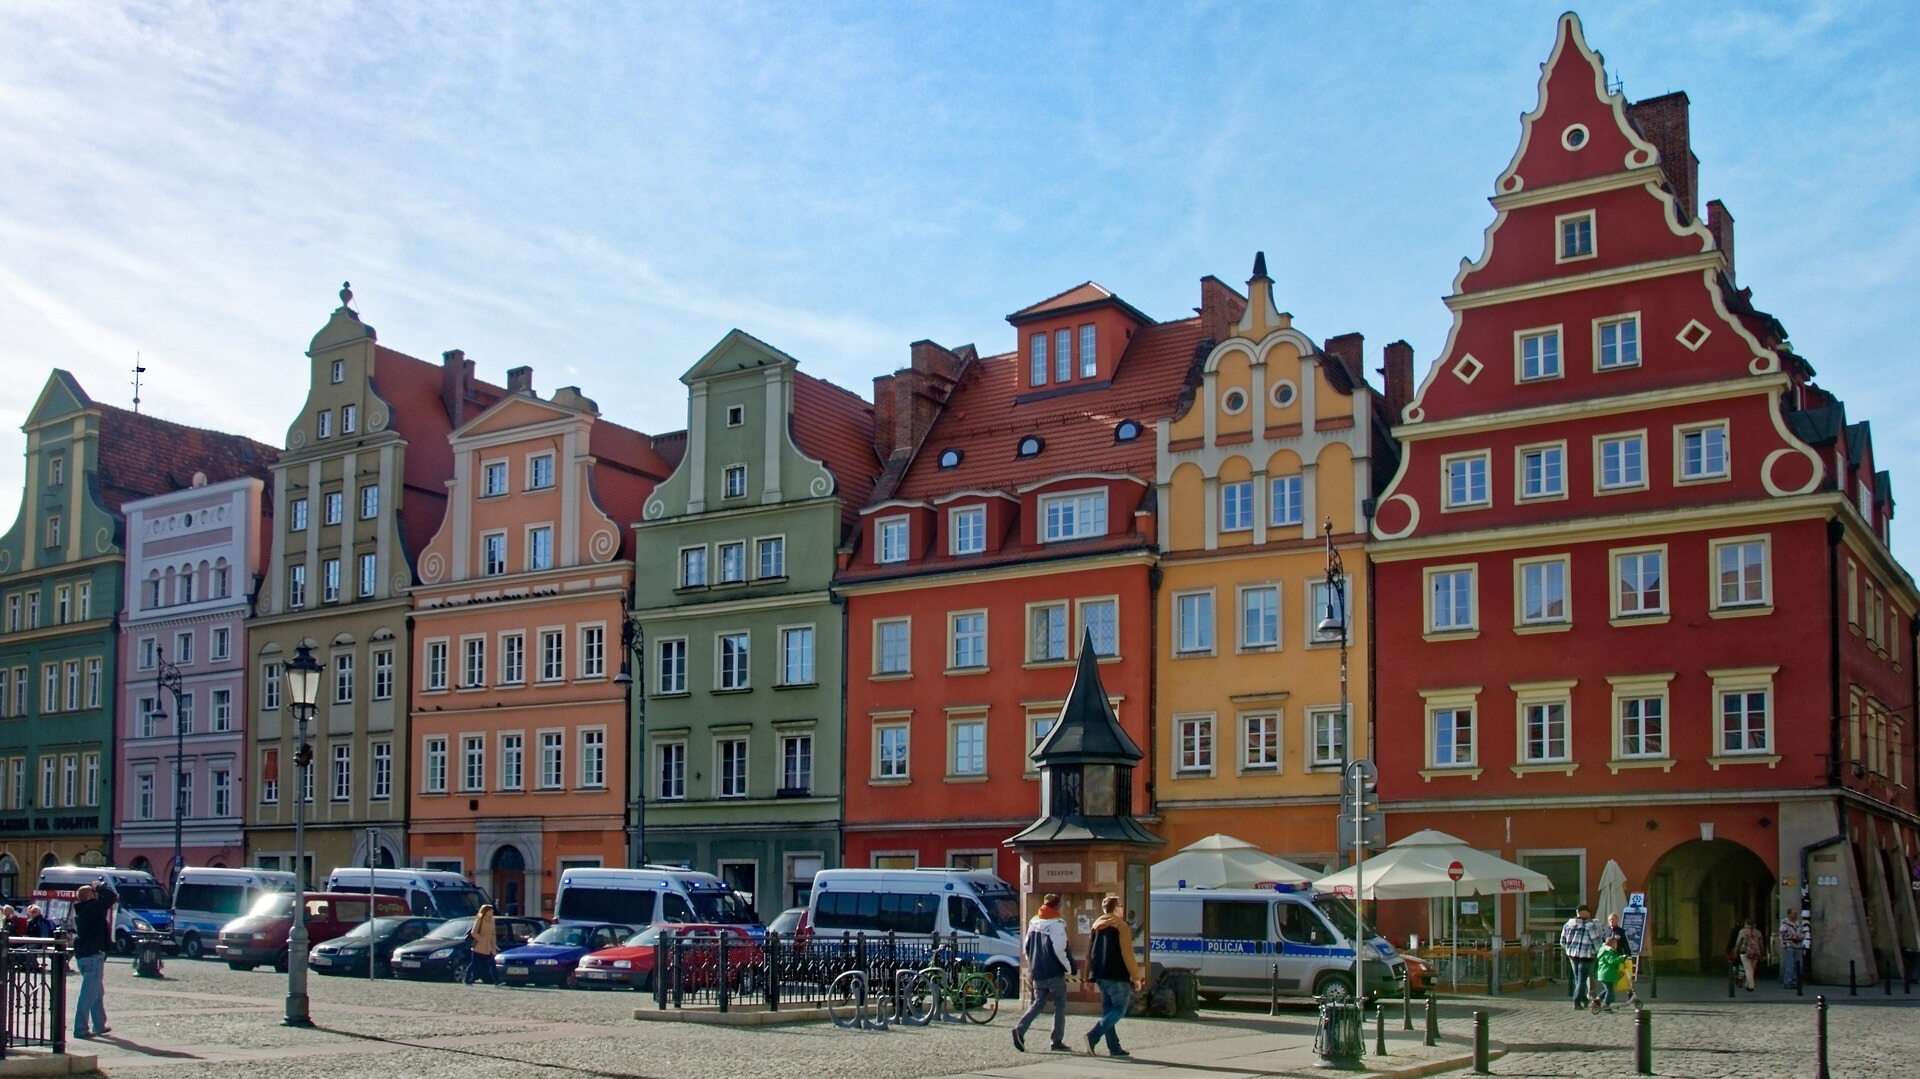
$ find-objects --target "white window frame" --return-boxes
[424,639,449,691]
[1238,583,1281,651]
[1555,209,1596,263]
[656,638,687,694]
[948,716,987,778]
[717,540,746,584]
[1595,431,1649,493]
[1515,325,1564,382]
[656,740,687,800]
[949,505,986,556]
[1421,688,1482,773]
[948,611,987,671]
[1173,590,1215,655]
[876,516,910,564]
[527,525,554,571]
[1240,711,1281,773]
[538,729,565,790]
[755,535,786,579]
[481,459,508,497]
[874,722,910,781]
[500,731,525,791]
[716,631,751,690]
[480,532,507,577]
[527,452,555,490]
[1515,555,1570,627]
[1608,673,1674,767]
[1595,313,1641,370]
[1039,489,1108,543]
[1512,680,1576,768]
[1441,452,1491,510]
[1270,475,1303,527]
[1675,421,1731,484]
[873,619,910,676]
[722,464,747,499]
[1174,714,1215,776]
[1710,666,1778,760]
[579,727,607,789]
[679,545,708,588]
[1220,480,1254,532]
[579,624,606,679]
[1307,706,1348,770]
[1424,564,1478,634]
[1027,601,1069,664]
[461,734,486,792]
[1710,535,1771,612]
[1516,441,1567,502]
[1077,597,1119,658]
[1611,545,1668,619]
[779,624,816,686]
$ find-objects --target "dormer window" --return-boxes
[1054,329,1072,382]
[1079,325,1097,378]
[1114,420,1141,443]
[950,506,985,556]
[1557,210,1595,262]
[876,516,910,564]
[1029,334,1048,387]
[938,448,962,469]
[1040,490,1107,542]
[1017,436,1044,458]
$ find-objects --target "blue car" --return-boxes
[497,923,632,987]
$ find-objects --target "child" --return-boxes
[1592,938,1625,1013]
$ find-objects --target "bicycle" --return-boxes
[903,959,998,1025]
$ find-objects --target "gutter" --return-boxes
[1827,517,1844,787]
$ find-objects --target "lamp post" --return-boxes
[156,647,186,893]
[1318,518,1365,998]
[1316,517,1349,769]
[613,607,646,868]
[282,642,322,1027]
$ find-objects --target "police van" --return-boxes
[806,868,1024,996]
[325,868,488,919]
[1150,885,1406,1000]
[170,866,295,959]
[553,866,758,932]
[34,865,172,954]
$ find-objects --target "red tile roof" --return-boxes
[93,394,279,516]
[368,346,507,565]
[587,418,677,559]
[1007,281,1153,326]
[791,373,879,535]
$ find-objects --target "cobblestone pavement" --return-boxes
[57,959,1920,1078]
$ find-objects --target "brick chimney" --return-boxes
[1706,199,1736,285]
[506,365,534,395]
[1322,333,1366,390]
[869,340,972,501]
[1626,92,1697,223]
[441,349,475,427]
[1380,341,1414,423]
[1198,275,1248,344]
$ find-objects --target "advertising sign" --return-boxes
[1621,892,1650,957]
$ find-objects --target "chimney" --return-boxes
[1626,92,1697,223]
[1381,341,1414,423]
[1198,275,1248,343]
[1322,333,1366,390]
[871,373,898,461]
[441,349,474,427]
[1706,199,1736,285]
[507,365,535,395]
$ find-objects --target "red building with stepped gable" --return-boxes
[1368,13,1918,982]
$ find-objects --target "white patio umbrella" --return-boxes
[1151,834,1317,890]
[1311,829,1551,900]
[1593,859,1629,927]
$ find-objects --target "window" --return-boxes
[261,749,280,804]
[332,744,352,801]
[756,536,785,578]
[876,725,909,779]
[288,564,307,608]
[1242,713,1280,771]
[580,729,606,788]
[463,637,486,688]
[482,533,506,576]
[950,719,986,776]
[950,612,986,669]
[211,626,230,661]
[425,640,449,691]
[656,639,687,694]
[1176,716,1215,774]
[137,773,154,820]
[1427,567,1476,632]
[1522,853,1586,930]
[1308,707,1348,769]
[1679,424,1729,481]
[290,498,308,531]
[369,648,393,701]
[501,633,525,685]
[680,546,708,588]
[422,733,447,794]
[528,526,553,571]
[718,632,750,689]
[40,665,54,714]
[316,410,332,439]
[1239,585,1280,649]
[1271,476,1303,526]
[212,688,233,732]
[723,465,747,499]
[332,653,354,704]
[1557,210,1594,260]
[211,768,231,817]
[462,736,486,791]
[48,453,64,485]
[499,733,524,790]
[874,620,910,675]
[1029,603,1068,663]
[1220,481,1254,532]
[1597,433,1646,490]
[780,626,815,685]
[371,742,391,801]
[1712,669,1777,756]
[718,541,745,583]
[716,738,747,798]
[330,358,345,383]
[358,552,377,597]
[359,485,378,519]
[1054,328,1071,382]
[949,506,985,556]
[876,517,909,563]
[1518,558,1568,625]
[55,585,70,624]
[482,461,507,497]
[781,734,813,793]
[24,593,37,628]
[1079,324,1097,377]
[1430,707,1475,767]
[322,558,341,602]
[1713,538,1769,608]
[725,405,744,427]
[1617,693,1666,759]
[539,630,564,682]
[580,626,605,679]
[657,742,686,800]
[42,514,61,550]
[1518,329,1562,380]
[1040,490,1107,542]
[1029,333,1047,386]
[137,637,156,670]
[1519,444,1565,500]
[528,453,554,490]
[84,657,100,709]
[1080,598,1118,657]
[262,663,281,710]
[324,492,343,525]
[1522,701,1569,763]
[1443,453,1490,508]
[301,752,316,803]
[1597,315,1639,369]
[1613,548,1665,616]
[1175,591,1214,654]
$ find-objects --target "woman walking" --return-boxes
[1734,917,1766,991]
[464,904,499,986]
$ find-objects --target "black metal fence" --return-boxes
[0,932,68,1056]
[649,930,989,1013]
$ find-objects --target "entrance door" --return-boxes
[720,861,758,912]
[491,845,527,916]
[1649,838,1774,972]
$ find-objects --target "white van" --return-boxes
[806,868,1023,996]
[324,868,488,919]
[1150,885,1406,1001]
[171,867,295,958]
[553,866,757,931]
[34,866,172,954]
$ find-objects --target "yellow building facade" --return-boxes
[1152,259,1389,868]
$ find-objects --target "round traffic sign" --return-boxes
[1447,861,1465,882]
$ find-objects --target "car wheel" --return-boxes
[114,930,132,955]
[273,949,289,974]
[182,933,203,960]
[1314,972,1355,1002]
[634,969,654,993]
[228,961,256,972]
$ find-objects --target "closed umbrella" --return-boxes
[1152,834,1317,890]
[1594,859,1629,929]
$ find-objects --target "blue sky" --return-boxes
[3,1,1917,568]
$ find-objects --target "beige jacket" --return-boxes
[470,910,498,956]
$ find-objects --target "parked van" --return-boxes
[217,891,411,972]
[171,867,295,959]
[1150,885,1407,1001]
[806,868,1023,996]
[324,868,487,919]
[34,866,172,954]
[553,866,757,931]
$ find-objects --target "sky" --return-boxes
[3,1,1918,569]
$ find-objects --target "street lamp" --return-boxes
[1316,517,1349,768]
[156,647,186,893]
[282,641,322,1027]
[1319,518,1367,997]
[613,607,646,868]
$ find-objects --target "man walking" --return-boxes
[1560,903,1598,1010]
[71,883,114,1039]
[1083,895,1145,1057]
[1011,893,1074,1053]
[1778,910,1804,989]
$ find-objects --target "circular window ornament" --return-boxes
[1114,420,1141,443]
[1270,380,1298,408]
[1016,435,1044,458]
[1561,124,1589,151]
[937,448,963,469]
[1221,388,1249,415]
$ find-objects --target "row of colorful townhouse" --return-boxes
[0,13,1913,982]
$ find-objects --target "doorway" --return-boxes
[491,845,527,916]
[719,860,758,912]
[1648,838,1774,972]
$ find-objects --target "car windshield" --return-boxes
[117,885,169,910]
[531,925,598,947]
[623,927,663,947]
[338,917,410,941]
[430,887,485,918]
[1312,896,1369,942]
[766,909,804,935]
[423,918,474,940]
[248,892,295,918]
[980,891,1022,936]
[688,890,755,925]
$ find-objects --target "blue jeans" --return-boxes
[73,953,106,1036]
[1781,946,1804,988]
[1014,975,1067,1046]
[463,951,497,985]
[1567,956,1593,1006]
[1086,979,1134,1052]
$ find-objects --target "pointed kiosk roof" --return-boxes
[1006,634,1161,848]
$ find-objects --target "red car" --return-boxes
[216,892,412,972]
[574,924,760,991]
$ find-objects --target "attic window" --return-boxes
[1017,436,1044,459]
[938,448,963,469]
[1221,388,1248,415]
[1113,421,1141,443]
[1561,124,1589,150]
[726,405,744,427]
[1271,381,1298,408]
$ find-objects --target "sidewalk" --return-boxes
[934,1017,1489,1078]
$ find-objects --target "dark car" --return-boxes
[391,915,546,980]
[308,916,442,977]
[575,924,760,991]
[497,923,631,988]
[217,892,412,972]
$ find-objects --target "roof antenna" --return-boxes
[132,353,147,413]
[1607,72,1624,98]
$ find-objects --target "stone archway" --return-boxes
[1648,838,1775,972]
[491,846,527,916]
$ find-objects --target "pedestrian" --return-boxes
[463,903,499,986]
[24,905,51,937]
[1560,903,1598,1009]
[1778,910,1804,989]
[1735,917,1765,991]
[1591,936,1624,1013]
[1602,912,1627,952]
[1083,895,1145,1057]
[71,884,113,1039]
[1011,892,1074,1054]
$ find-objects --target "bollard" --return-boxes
[1270,962,1280,1017]
[1796,969,1803,998]
[1424,995,1439,1047]
[1471,1010,1489,1074]
[1634,1007,1652,1075]
[766,931,781,1012]
[1403,977,1413,1030]
[1815,996,1830,1079]
[1376,1004,1387,1057]
[1728,958,1738,998]
[1848,960,1857,996]
[718,933,731,1014]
